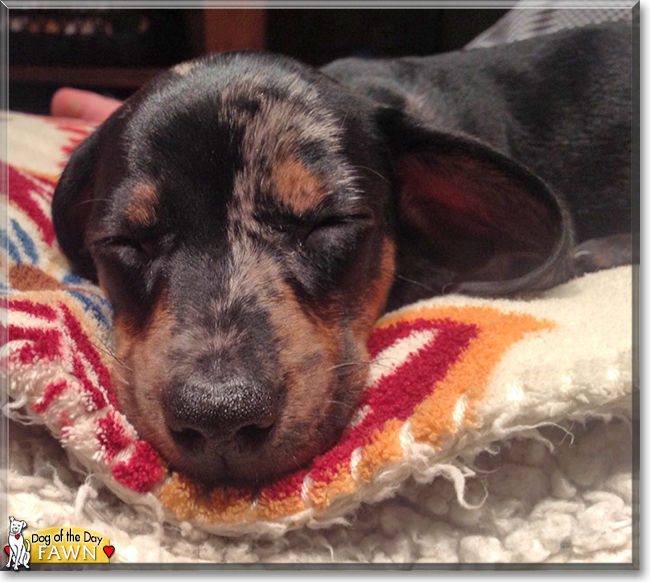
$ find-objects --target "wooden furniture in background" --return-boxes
[9,8,268,112]
[202,9,266,54]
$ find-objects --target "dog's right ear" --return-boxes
[52,128,103,282]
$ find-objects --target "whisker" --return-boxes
[324,361,370,373]
[91,340,135,373]
[339,105,351,131]
[322,398,357,412]
[351,165,391,185]
[77,198,111,206]
[395,274,438,293]
[314,356,400,379]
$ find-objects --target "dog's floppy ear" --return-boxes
[378,109,574,303]
[52,128,104,282]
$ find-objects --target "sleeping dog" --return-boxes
[52,21,633,486]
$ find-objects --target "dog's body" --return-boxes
[6,517,30,570]
[52,21,633,486]
[324,22,633,306]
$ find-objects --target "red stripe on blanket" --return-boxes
[59,302,118,408]
[71,354,108,411]
[61,138,85,155]
[1,298,58,322]
[259,469,310,504]
[5,325,61,364]
[22,171,58,198]
[46,119,93,167]
[367,318,428,359]
[97,412,133,462]
[6,302,118,410]
[111,441,165,493]
[5,162,56,244]
[46,119,93,137]
[31,379,69,414]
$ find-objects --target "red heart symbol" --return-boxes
[14,535,19,539]
[4,546,8,555]
[103,546,114,558]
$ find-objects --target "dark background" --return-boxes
[9,8,508,114]
[266,9,507,65]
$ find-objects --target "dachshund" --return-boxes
[52,21,634,486]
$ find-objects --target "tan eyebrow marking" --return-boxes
[126,183,159,226]
[272,158,327,214]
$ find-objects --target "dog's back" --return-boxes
[323,21,633,243]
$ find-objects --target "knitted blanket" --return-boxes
[2,112,635,564]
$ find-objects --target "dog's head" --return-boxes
[8,517,26,536]
[53,53,571,486]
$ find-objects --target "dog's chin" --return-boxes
[162,424,347,490]
[168,452,304,490]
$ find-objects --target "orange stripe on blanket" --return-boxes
[308,465,356,511]
[253,470,309,521]
[355,419,404,483]
[160,473,255,524]
[253,491,307,522]
[307,421,403,511]
[377,305,553,446]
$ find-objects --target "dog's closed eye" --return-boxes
[261,207,374,243]
[91,235,165,261]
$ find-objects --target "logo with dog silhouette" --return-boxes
[5,519,114,565]
[5,516,30,570]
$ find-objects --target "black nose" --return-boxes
[163,378,280,453]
